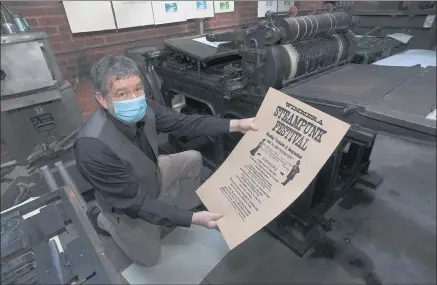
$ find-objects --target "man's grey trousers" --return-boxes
[97,150,202,266]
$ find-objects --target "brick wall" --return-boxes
[296,1,325,9]
[0,1,260,163]
[1,1,327,163]
[3,1,259,81]
[1,1,329,81]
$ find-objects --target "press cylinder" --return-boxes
[274,12,352,43]
[260,32,352,88]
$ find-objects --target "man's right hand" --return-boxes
[191,211,223,229]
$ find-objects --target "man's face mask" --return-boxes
[110,95,147,123]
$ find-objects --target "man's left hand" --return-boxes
[230,118,258,134]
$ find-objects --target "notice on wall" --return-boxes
[257,1,278,18]
[196,88,350,249]
[63,1,116,33]
[277,0,294,12]
[186,1,215,19]
[214,1,234,13]
[152,1,187,25]
[112,1,155,29]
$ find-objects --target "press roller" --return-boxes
[272,12,354,43]
[260,30,356,88]
[248,12,356,92]
[206,11,357,94]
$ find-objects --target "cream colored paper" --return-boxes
[257,1,278,18]
[112,1,155,29]
[196,88,350,250]
[186,1,215,19]
[277,0,294,12]
[213,1,234,13]
[152,1,188,25]
[63,1,116,34]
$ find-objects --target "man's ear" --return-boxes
[95,92,109,109]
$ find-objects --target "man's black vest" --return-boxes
[76,107,161,212]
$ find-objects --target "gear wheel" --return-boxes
[289,35,341,78]
[338,30,356,62]
[289,5,299,17]
[324,3,334,13]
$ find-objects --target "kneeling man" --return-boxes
[74,55,257,266]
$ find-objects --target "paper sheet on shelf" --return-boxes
[193,36,230,48]
[426,109,436,120]
[386,33,414,44]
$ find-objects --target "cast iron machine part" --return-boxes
[1,32,83,165]
[205,11,358,96]
[25,128,80,173]
[153,10,361,171]
[144,5,435,145]
[0,188,118,284]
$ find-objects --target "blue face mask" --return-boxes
[111,95,147,123]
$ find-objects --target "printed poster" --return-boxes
[63,1,116,33]
[186,1,215,19]
[165,2,178,12]
[258,0,278,18]
[197,1,207,10]
[112,1,155,29]
[152,1,187,25]
[277,0,294,11]
[196,88,350,249]
[214,1,234,13]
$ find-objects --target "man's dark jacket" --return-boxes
[75,99,230,227]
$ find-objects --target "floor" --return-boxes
[101,133,436,284]
[2,75,435,283]
[203,134,436,284]
[64,74,436,284]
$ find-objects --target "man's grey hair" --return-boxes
[90,55,141,97]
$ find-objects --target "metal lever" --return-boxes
[40,165,59,192]
[206,29,248,43]
[357,26,382,42]
[55,161,87,210]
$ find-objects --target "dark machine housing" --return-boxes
[125,8,436,255]
[0,188,117,284]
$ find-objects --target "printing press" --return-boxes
[0,31,118,284]
[0,187,121,284]
[0,31,95,212]
[126,8,436,255]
